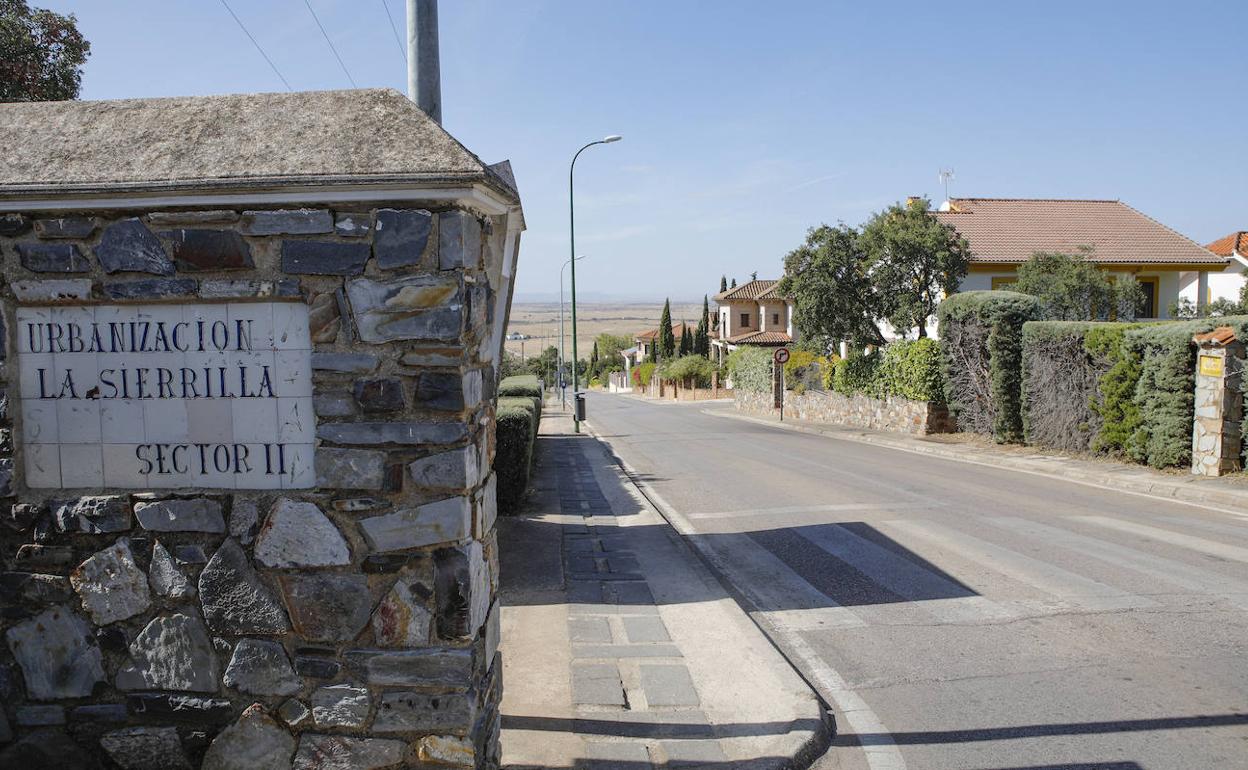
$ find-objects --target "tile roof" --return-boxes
[727,330,791,345]
[635,323,695,341]
[1206,231,1248,257]
[0,89,518,201]
[934,198,1226,266]
[714,279,784,301]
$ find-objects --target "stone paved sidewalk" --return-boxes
[498,412,829,769]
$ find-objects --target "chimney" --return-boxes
[905,196,923,208]
[407,0,442,124]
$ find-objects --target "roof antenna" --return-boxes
[938,168,955,205]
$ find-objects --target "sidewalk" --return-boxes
[712,404,1248,513]
[498,411,831,769]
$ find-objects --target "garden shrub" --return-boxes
[494,402,534,514]
[832,351,880,397]
[633,361,656,387]
[660,354,715,387]
[498,374,542,399]
[729,346,773,393]
[938,291,1044,443]
[1084,324,1145,457]
[876,338,943,402]
[498,395,541,445]
[1021,321,1118,452]
[1124,316,1248,468]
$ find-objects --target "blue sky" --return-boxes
[42,1,1248,301]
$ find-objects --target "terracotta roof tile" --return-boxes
[728,330,791,345]
[1206,231,1248,257]
[714,279,781,301]
[934,198,1226,266]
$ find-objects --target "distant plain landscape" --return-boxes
[503,302,704,362]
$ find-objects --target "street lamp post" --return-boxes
[569,134,622,433]
[559,254,587,411]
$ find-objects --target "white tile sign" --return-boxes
[16,302,315,489]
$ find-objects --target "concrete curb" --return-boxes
[709,407,1248,516]
[582,419,837,770]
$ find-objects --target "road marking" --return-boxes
[588,420,903,770]
[1075,516,1248,564]
[688,501,944,520]
[988,517,1248,611]
[883,519,1157,612]
[795,524,1016,624]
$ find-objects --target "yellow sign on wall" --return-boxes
[1199,354,1224,378]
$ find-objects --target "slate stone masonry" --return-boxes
[0,204,509,768]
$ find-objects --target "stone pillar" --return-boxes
[1191,326,1244,477]
[0,204,511,767]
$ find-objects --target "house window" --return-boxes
[740,312,750,328]
[1137,278,1158,318]
[772,312,780,326]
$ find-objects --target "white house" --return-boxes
[936,198,1229,319]
[1204,231,1248,303]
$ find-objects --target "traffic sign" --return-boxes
[773,348,790,365]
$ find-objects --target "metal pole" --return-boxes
[407,0,441,123]
[559,263,566,412]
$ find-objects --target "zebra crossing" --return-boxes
[694,508,1248,631]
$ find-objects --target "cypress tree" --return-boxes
[658,299,675,359]
[678,321,692,356]
[590,341,599,377]
[730,278,737,288]
[695,295,710,357]
[720,275,728,293]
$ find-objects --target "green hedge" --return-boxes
[498,374,542,399]
[494,403,534,514]
[1124,316,1248,468]
[1084,324,1144,457]
[938,291,1044,443]
[877,338,944,402]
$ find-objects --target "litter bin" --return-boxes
[574,391,587,422]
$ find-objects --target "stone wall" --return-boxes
[735,388,955,436]
[0,205,508,768]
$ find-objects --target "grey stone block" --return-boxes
[342,647,473,687]
[199,278,301,298]
[373,690,473,734]
[115,613,220,692]
[416,371,468,411]
[293,736,405,770]
[572,644,681,659]
[254,498,350,568]
[434,540,490,639]
[346,274,463,343]
[11,279,92,301]
[69,704,129,723]
[103,277,198,299]
[663,740,728,766]
[373,208,432,268]
[5,607,104,699]
[201,706,296,770]
[639,664,700,707]
[96,218,175,274]
[149,541,194,599]
[359,497,471,552]
[282,240,369,275]
[15,705,65,726]
[277,698,312,728]
[312,683,371,728]
[311,351,378,373]
[53,495,131,533]
[161,228,254,270]
[134,498,225,532]
[279,573,372,642]
[371,569,433,647]
[408,446,477,490]
[572,663,626,706]
[317,421,467,446]
[34,216,97,238]
[438,210,482,270]
[228,499,259,545]
[308,292,340,342]
[295,655,341,679]
[315,447,387,490]
[17,242,89,272]
[223,638,301,696]
[314,392,357,417]
[199,539,290,634]
[568,616,612,644]
[354,377,406,412]
[241,208,333,235]
[125,693,233,723]
[583,741,652,769]
[146,210,239,226]
[101,726,191,770]
[70,539,151,625]
[0,213,30,236]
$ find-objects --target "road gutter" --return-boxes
[584,419,906,770]
[709,408,1248,519]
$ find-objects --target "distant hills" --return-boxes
[513,290,704,304]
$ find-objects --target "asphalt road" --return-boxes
[582,392,1248,770]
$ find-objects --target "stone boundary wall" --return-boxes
[0,205,509,768]
[736,388,955,436]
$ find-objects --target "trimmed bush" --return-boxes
[660,354,715,387]
[728,346,773,393]
[498,374,542,399]
[633,361,656,388]
[1084,324,1145,457]
[1124,316,1248,468]
[938,291,1044,443]
[494,402,534,514]
[831,352,879,397]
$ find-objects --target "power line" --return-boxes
[303,0,358,88]
[381,0,407,64]
[218,0,292,91]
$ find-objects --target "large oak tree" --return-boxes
[1,0,90,102]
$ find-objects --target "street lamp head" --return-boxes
[603,135,623,143]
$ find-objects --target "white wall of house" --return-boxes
[1209,257,1248,303]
